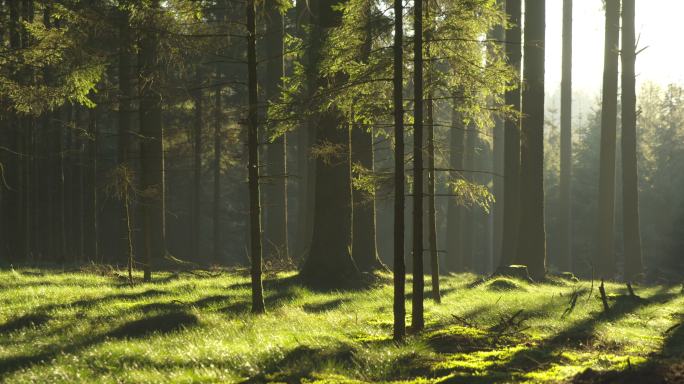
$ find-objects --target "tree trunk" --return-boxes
[87,108,99,263]
[246,0,265,313]
[424,0,439,302]
[351,125,384,271]
[596,0,620,279]
[293,0,315,263]
[516,0,547,280]
[213,64,222,265]
[446,105,465,272]
[2,0,20,264]
[300,0,360,288]
[412,0,425,331]
[119,9,133,263]
[491,1,505,268]
[620,0,643,280]
[352,0,383,272]
[191,67,202,261]
[558,0,573,272]
[462,123,475,270]
[139,0,165,281]
[264,0,289,264]
[392,0,406,341]
[498,0,521,270]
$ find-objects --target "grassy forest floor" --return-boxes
[0,269,683,383]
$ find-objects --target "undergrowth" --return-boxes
[0,269,682,383]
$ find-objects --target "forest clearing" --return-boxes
[0,269,683,383]
[3,0,684,382]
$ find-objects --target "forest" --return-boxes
[1,0,684,382]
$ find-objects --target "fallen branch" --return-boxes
[451,314,476,328]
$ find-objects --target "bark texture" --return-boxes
[516,0,547,280]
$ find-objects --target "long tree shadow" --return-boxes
[220,287,302,316]
[436,291,680,383]
[0,310,199,379]
[29,289,170,314]
[566,310,684,384]
[240,343,357,383]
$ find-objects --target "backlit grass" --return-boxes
[0,268,682,383]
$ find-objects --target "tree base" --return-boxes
[493,265,534,282]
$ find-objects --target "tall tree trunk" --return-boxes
[4,0,19,263]
[412,0,425,331]
[352,0,383,272]
[139,0,165,281]
[213,64,222,265]
[264,0,289,264]
[293,0,315,263]
[64,105,74,263]
[191,67,202,260]
[558,0,573,272]
[621,0,643,280]
[19,0,33,263]
[351,125,384,271]
[491,1,505,268]
[246,0,265,313]
[300,0,360,288]
[424,0,439,302]
[87,108,99,263]
[57,110,66,263]
[72,105,85,264]
[516,0,547,280]
[462,124,475,270]
[392,0,406,341]
[596,0,620,279]
[498,0,521,270]
[446,105,465,272]
[119,8,133,263]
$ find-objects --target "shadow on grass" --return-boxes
[34,289,169,314]
[241,344,356,384]
[435,292,679,383]
[302,298,347,313]
[107,311,199,339]
[0,313,51,333]
[219,288,300,316]
[0,311,198,379]
[566,315,684,384]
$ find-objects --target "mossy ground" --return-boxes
[0,268,683,383]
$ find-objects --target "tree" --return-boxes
[498,0,521,270]
[392,0,406,341]
[299,0,361,288]
[462,123,476,270]
[446,105,465,272]
[425,0,439,301]
[246,0,265,313]
[412,0,425,331]
[516,0,546,280]
[621,0,643,280]
[558,0,573,272]
[139,0,165,282]
[596,0,620,279]
[351,0,384,272]
[213,61,222,265]
[264,0,288,263]
[490,0,505,269]
[191,67,202,260]
[118,6,134,261]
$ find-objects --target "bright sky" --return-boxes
[545,0,684,96]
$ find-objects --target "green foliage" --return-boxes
[0,270,682,383]
[0,3,106,114]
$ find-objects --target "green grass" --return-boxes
[0,268,683,383]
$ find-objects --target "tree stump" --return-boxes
[493,265,534,282]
